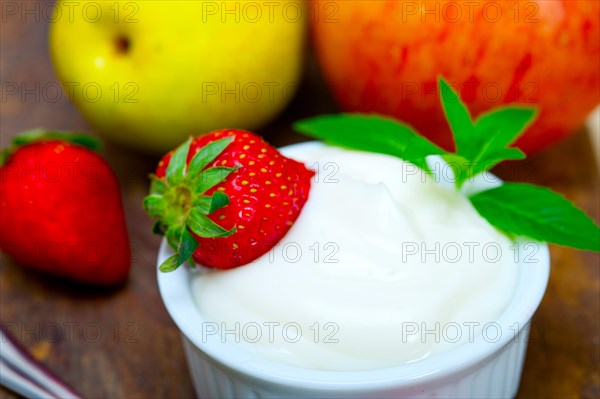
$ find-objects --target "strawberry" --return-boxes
[144,129,314,270]
[0,130,131,286]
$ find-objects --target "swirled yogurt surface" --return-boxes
[191,142,519,371]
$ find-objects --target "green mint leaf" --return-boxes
[443,148,526,189]
[469,183,600,252]
[166,137,192,185]
[159,228,199,272]
[474,107,537,155]
[470,147,526,178]
[468,107,536,178]
[188,209,236,238]
[440,153,472,186]
[439,78,475,156]
[294,113,447,173]
[439,77,537,187]
[194,166,239,195]
[188,136,235,179]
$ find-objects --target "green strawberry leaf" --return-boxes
[165,225,184,251]
[143,195,165,218]
[1,129,101,167]
[194,166,239,195]
[152,220,166,235]
[192,192,230,214]
[188,136,235,179]
[208,192,230,214]
[0,148,11,167]
[166,137,192,185]
[293,113,448,173]
[188,209,236,238]
[469,183,600,251]
[159,228,199,272]
[159,254,181,273]
[193,196,213,214]
[149,175,166,195]
[143,135,249,272]
[11,128,101,150]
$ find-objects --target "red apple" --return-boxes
[311,0,600,153]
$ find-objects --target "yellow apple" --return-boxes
[49,0,305,153]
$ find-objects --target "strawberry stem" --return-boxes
[143,136,239,272]
[0,129,100,167]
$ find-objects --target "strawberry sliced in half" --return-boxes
[144,130,314,271]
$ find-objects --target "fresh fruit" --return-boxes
[311,0,600,153]
[144,129,314,270]
[0,131,131,286]
[49,0,305,153]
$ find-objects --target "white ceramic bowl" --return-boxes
[157,143,550,399]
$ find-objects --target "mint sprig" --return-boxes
[293,77,600,253]
[439,79,535,187]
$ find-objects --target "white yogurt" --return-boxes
[191,143,519,371]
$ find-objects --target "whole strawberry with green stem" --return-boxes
[0,130,131,286]
[144,129,314,271]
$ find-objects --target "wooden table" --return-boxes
[1,3,598,398]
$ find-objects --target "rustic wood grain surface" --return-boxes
[1,2,599,398]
